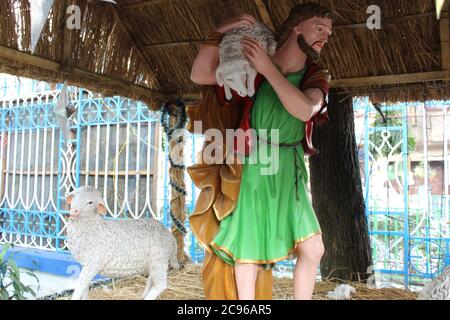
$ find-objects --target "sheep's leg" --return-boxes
[142,276,152,299]
[72,267,98,300]
[169,254,180,270]
[246,68,257,97]
[143,262,168,300]
[81,287,89,300]
[224,85,233,101]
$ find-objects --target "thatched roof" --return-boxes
[0,0,449,109]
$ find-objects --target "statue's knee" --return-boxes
[315,240,325,260]
[298,236,325,263]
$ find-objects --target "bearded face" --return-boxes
[297,34,320,62]
[295,16,332,61]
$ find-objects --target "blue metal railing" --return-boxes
[355,98,450,287]
[0,82,162,253]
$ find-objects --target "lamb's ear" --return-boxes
[267,34,277,56]
[216,70,224,87]
[97,199,107,215]
[268,41,277,56]
[66,191,75,204]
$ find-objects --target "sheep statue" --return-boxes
[217,21,277,100]
[417,266,450,300]
[66,186,179,300]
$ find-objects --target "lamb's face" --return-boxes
[66,187,106,219]
[223,69,248,97]
[216,60,257,100]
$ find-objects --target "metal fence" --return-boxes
[0,79,161,252]
[354,97,450,288]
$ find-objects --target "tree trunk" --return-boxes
[309,89,373,282]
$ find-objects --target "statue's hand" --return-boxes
[241,37,274,77]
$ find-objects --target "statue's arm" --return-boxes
[190,46,220,85]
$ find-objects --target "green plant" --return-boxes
[0,244,39,300]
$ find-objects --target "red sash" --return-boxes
[215,58,330,156]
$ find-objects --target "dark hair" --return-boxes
[275,2,333,49]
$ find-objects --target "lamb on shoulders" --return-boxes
[217,22,277,100]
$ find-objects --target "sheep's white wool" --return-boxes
[66,186,179,300]
[326,284,356,300]
[417,266,450,300]
[217,22,277,100]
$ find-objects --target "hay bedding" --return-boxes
[60,264,417,300]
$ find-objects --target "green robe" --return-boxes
[210,69,322,266]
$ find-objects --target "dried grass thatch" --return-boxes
[0,0,449,107]
[57,263,418,300]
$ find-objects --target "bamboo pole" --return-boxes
[439,5,450,70]
[0,45,167,103]
[118,0,177,11]
[143,41,203,50]
[60,0,73,72]
[254,0,275,31]
[331,70,450,87]
[180,70,450,100]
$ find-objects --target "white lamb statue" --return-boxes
[217,21,277,100]
[66,186,179,300]
[417,266,450,300]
